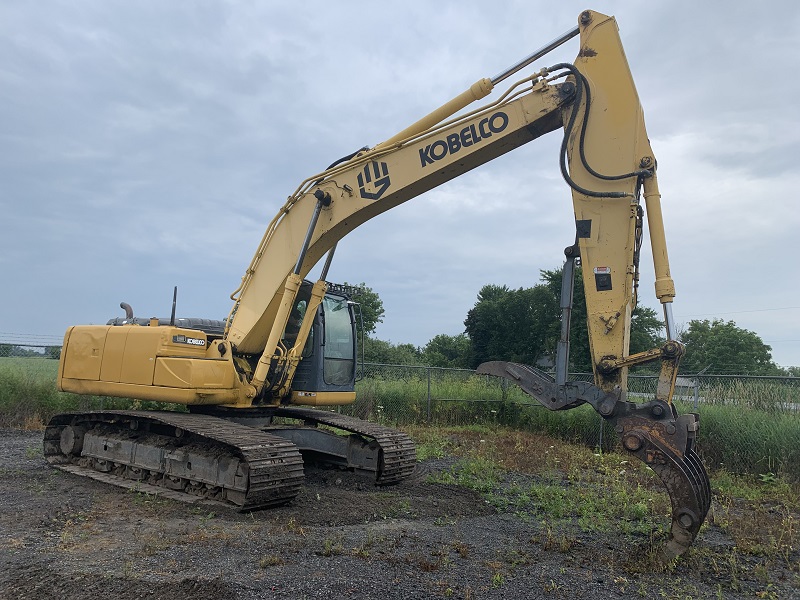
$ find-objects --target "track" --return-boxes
[44,407,417,509]
[44,410,305,509]
[272,406,417,484]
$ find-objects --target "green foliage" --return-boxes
[343,282,384,335]
[361,337,423,365]
[678,380,800,478]
[539,267,589,370]
[629,306,666,355]
[464,282,557,368]
[0,344,46,358]
[540,267,665,370]
[680,319,778,375]
[464,267,665,372]
[429,455,503,494]
[421,333,471,368]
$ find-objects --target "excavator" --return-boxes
[45,10,711,560]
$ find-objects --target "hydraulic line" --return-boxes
[549,62,648,198]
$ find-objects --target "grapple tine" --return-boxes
[608,410,711,560]
[636,442,711,560]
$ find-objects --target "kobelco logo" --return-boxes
[419,111,509,168]
[357,161,391,200]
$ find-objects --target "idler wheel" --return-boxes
[59,425,86,456]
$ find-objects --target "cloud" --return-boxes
[2,0,799,367]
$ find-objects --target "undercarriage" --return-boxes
[44,407,417,509]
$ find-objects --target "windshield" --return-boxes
[322,296,354,385]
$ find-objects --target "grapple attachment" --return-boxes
[477,361,711,560]
[608,403,711,560]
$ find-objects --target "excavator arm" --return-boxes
[55,10,710,560]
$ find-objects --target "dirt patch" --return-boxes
[0,428,797,599]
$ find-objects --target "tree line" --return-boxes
[3,274,793,377]
[347,268,797,377]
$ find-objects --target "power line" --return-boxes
[0,332,63,345]
[675,306,800,318]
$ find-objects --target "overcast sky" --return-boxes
[2,1,799,369]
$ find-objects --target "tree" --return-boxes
[781,365,800,377]
[362,337,422,365]
[679,319,777,375]
[539,267,590,371]
[344,282,384,336]
[422,334,472,368]
[464,266,668,372]
[629,306,666,355]
[463,283,557,368]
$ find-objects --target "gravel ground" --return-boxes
[0,428,797,599]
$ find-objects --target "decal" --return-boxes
[358,161,391,200]
[173,335,206,347]
[419,111,509,167]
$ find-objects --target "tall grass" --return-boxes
[0,358,171,428]
[684,379,800,477]
[350,371,800,480]
[3,357,799,480]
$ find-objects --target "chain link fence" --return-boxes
[2,337,798,478]
[346,363,800,479]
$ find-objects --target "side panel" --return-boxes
[61,326,107,381]
[119,327,163,385]
[58,324,244,405]
[153,357,236,389]
[99,327,127,383]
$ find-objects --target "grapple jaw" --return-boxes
[477,361,711,561]
[610,403,711,560]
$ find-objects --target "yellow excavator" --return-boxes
[46,10,710,560]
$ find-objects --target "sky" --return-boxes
[2,1,799,368]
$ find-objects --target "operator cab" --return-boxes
[290,281,357,403]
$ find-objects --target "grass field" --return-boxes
[2,356,799,480]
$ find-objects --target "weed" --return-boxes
[387,498,417,519]
[24,445,42,459]
[451,540,470,559]
[755,584,778,599]
[429,455,502,493]
[285,517,308,536]
[259,554,284,568]
[405,427,451,460]
[410,553,443,572]
[543,579,561,594]
[502,549,530,568]
[197,511,216,524]
[433,515,456,527]
[350,530,374,558]
[318,536,344,557]
[490,571,504,588]
[185,525,232,544]
[759,472,777,484]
